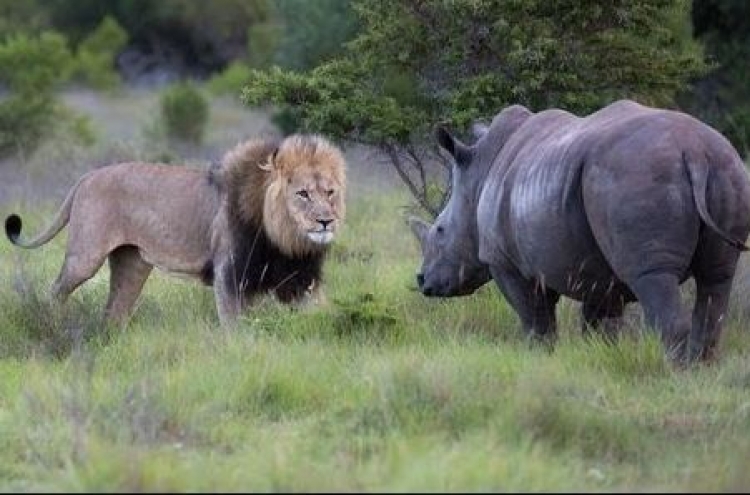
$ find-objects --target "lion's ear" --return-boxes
[259,147,279,172]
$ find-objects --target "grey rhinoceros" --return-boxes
[410,99,750,363]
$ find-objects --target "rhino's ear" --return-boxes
[470,122,489,141]
[435,125,471,167]
[408,216,431,246]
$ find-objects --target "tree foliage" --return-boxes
[242,0,708,216]
[681,0,750,156]
[0,0,49,35]
[270,0,358,71]
[42,0,274,77]
[209,0,356,108]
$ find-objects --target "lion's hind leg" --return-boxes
[104,245,153,324]
[51,249,109,305]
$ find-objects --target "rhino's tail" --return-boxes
[684,156,749,252]
[5,174,87,249]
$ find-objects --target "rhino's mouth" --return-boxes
[417,277,478,297]
[417,262,488,297]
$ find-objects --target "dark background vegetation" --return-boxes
[1,0,748,213]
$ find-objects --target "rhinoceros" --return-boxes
[410,99,750,363]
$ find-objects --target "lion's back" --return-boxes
[71,162,221,276]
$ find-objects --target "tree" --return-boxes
[680,0,750,157]
[270,0,358,71]
[43,0,275,78]
[242,0,707,216]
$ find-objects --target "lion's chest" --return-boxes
[224,225,324,303]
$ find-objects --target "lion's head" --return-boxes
[221,134,346,258]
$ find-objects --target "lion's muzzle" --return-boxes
[307,230,334,244]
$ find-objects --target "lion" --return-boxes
[4,134,347,325]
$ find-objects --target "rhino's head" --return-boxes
[409,125,492,297]
[410,105,532,298]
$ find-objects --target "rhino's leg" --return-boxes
[628,272,690,362]
[104,245,153,324]
[690,279,733,363]
[689,239,742,363]
[581,294,625,342]
[490,264,560,346]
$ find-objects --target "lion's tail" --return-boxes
[5,174,88,249]
[684,154,749,252]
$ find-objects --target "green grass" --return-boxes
[2,189,750,492]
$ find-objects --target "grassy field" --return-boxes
[1,90,750,492]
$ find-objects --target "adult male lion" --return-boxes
[5,134,346,325]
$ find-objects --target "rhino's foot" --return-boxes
[525,330,557,353]
[683,338,721,366]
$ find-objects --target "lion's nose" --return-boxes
[318,219,333,230]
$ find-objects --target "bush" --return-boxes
[0,31,83,157]
[72,15,128,91]
[159,82,210,145]
[207,61,252,98]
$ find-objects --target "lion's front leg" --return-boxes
[214,286,241,326]
[213,262,248,326]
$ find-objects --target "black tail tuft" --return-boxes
[5,214,21,243]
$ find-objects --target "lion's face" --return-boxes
[262,135,346,256]
[286,168,343,245]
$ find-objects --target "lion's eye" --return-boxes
[297,190,310,200]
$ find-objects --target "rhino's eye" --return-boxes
[297,190,310,200]
[326,189,334,197]
[436,225,444,235]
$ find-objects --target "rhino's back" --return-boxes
[476,106,610,298]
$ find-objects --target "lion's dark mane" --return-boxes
[223,217,326,303]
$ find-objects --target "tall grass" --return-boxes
[2,152,750,491]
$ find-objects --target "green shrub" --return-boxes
[0,31,73,92]
[72,15,128,91]
[159,82,210,145]
[207,61,252,98]
[0,31,84,157]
